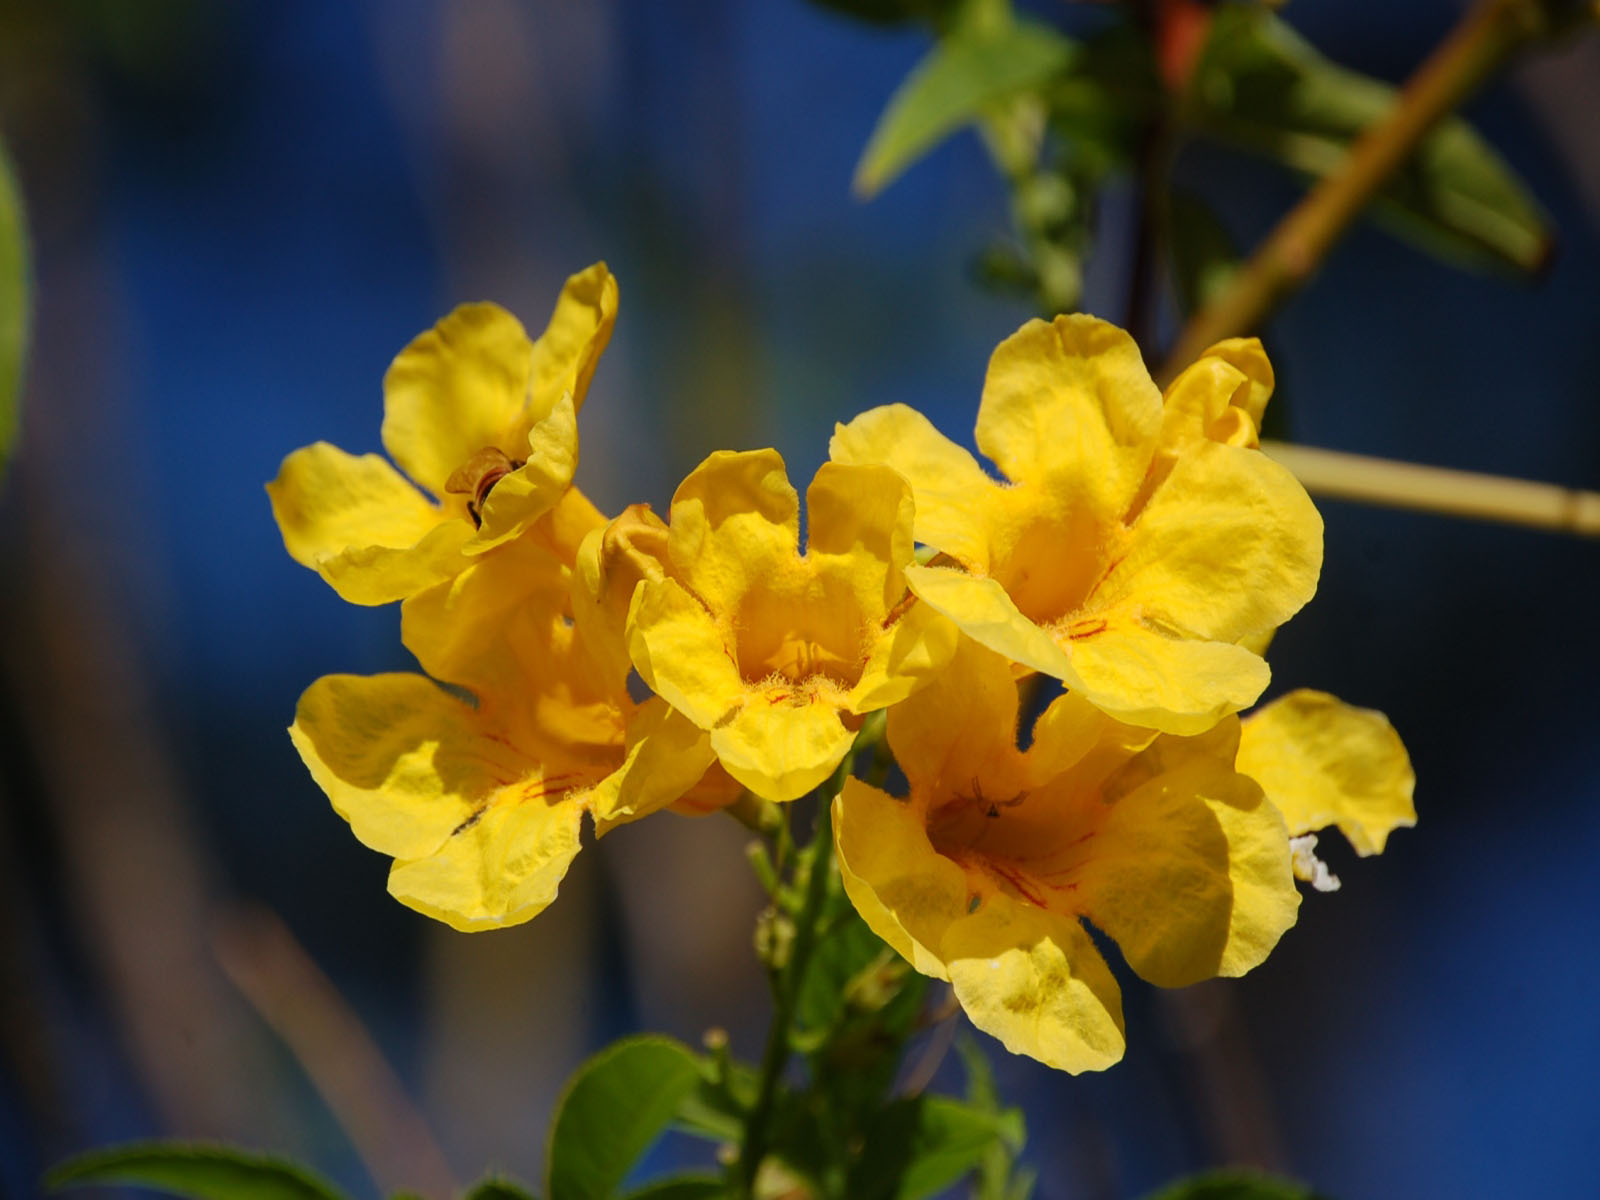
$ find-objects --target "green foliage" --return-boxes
[854,19,1076,196]
[46,1142,349,1200]
[463,1177,541,1200]
[545,1036,706,1200]
[794,900,928,1163]
[1046,23,1159,175]
[1142,1169,1324,1200]
[958,1037,1033,1200]
[0,141,30,480]
[673,1047,757,1145]
[845,1095,1024,1200]
[1191,3,1553,274]
[1167,190,1243,316]
[795,903,918,1043]
[620,1177,729,1200]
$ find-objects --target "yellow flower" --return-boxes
[833,641,1299,1072]
[613,448,957,803]
[831,317,1322,734]
[290,520,734,932]
[267,263,618,605]
[1238,688,1416,889]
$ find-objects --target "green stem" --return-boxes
[736,755,852,1195]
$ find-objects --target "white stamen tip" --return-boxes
[1290,833,1342,893]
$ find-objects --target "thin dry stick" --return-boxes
[898,987,961,1098]
[1157,0,1563,384]
[213,906,457,1200]
[1263,440,1600,536]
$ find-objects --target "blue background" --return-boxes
[1,2,1597,1197]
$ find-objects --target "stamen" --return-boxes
[445,446,525,528]
[1289,833,1341,893]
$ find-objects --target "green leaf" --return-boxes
[795,907,902,1038]
[0,141,30,480]
[846,1095,1022,1200]
[796,908,927,1135]
[956,1033,998,1113]
[1046,23,1160,175]
[546,1036,706,1200]
[1167,189,1243,316]
[46,1142,348,1200]
[957,1037,1032,1200]
[1142,1169,1323,1200]
[621,1176,729,1200]
[855,19,1076,197]
[673,1057,757,1145]
[463,1177,540,1200]
[1005,1167,1038,1200]
[1191,3,1552,274]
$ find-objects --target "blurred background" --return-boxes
[0,1,1596,1197]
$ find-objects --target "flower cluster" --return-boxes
[270,264,1415,1070]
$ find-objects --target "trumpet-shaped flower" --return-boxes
[831,317,1322,734]
[268,263,618,605]
[833,641,1299,1072]
[290,527,732,931]
[614,449,957,803]
[1239,688,1416,880]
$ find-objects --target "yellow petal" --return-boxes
[1154,337,1276,460]
[382,302,534,497]
[1102,440,1323,646]
[1065,617,1271,735]
[590,698,718,832]
[944,899,1125,1075]
[528,262,618,419]
[471,391,580,552]
[832,778,969,980]
[1155,356,1257,458]
[530,485,610,565]
[1064,737,1296,987]
[1195,337,1273,428]
[401,535,570,699]
[627,577,744,730]
[975,315,1160,513]
[290,673,511,860]
[574,504,671,691]
[709,692,857,803]
[1203,771,1301,978]
[267,442,469,605]
[804,461,914,618]
[1238,689,1416,855]
[829,404,1000,570]
[1023,689,1155,789]
[268,443,441,564]
[387,790,585,932]
[1238,627,1275,658]
[671,764,746,818]
[903,563,1078,681]
[883,639,1024,801]
[667,449,800,616]
[315,524,475,608]
[847,597,960,715]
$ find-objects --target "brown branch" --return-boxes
[1157,0,1564,383]
[1263,440,1600,535]
[213,906,457,1200]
